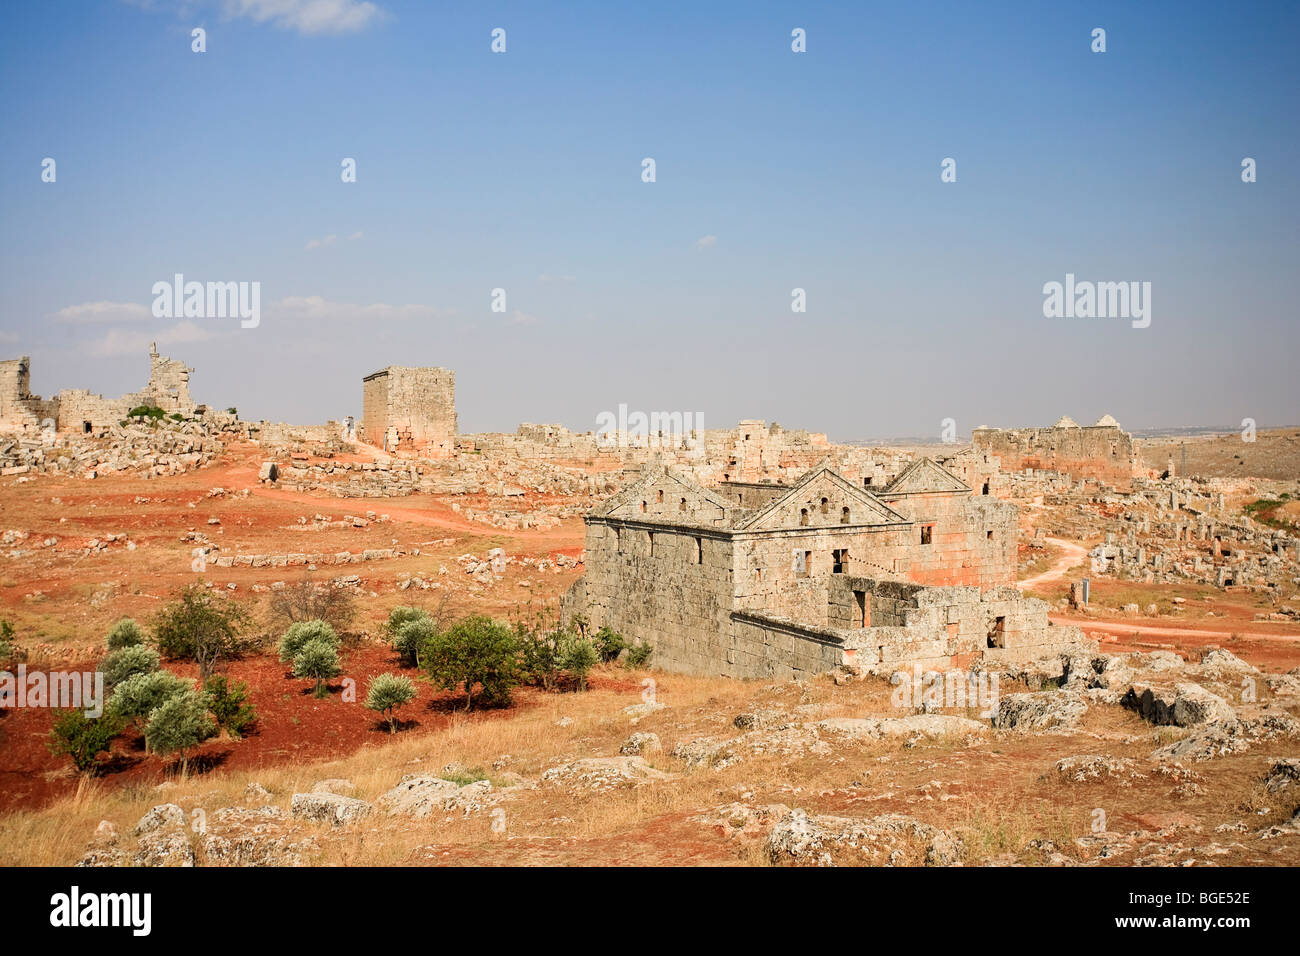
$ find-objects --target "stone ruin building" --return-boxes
[563,457,1087,679]
[972,414,1140,484]
[0,344,197,434]
[361,366,457,458]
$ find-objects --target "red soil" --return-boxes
[0,645,636,813]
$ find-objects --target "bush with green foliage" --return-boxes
[47,710,123,775]
[126,405,166,421]
[153,584,252,681]
[292,639,341,698]
[108,670,192,732]
[517,622,565,691]
[592,625,626,663]
[204,675,257,738]
[364,673,416,733]
[421,615,520,710]
[561,632,599,691]
[100,644,159,687]
[384,606,431,666]
[145,688,217,773]
[278,619,339,664]
[106,617,144,650]
[0,619,13,664]
[624,641,654,669]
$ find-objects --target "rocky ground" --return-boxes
[0,642,1296,867]
[1,425,1298,866]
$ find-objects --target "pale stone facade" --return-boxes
[0,345,196,434]
[972,415,1140,483]
[361,366,456,458]
[565,458,1087,679]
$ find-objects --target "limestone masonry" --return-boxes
[9,347,1286,684]
[361,366,456,458]
[0,344,196,433]
[563,457,1090,679]
[972,415,1140,484]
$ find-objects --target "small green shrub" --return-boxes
[126,405,166,421]
[204,675,257,738]
[278,619,340,664]
[518,622,565,691]
[624,641,654,669]
[562,633,599,691]
[364,673,416,733]
[100,644,160,687]
[592,625,626,663]
[388,611,434,668]
[292,639,341,698]
[145,688,217,773]
[422,615,520,710]
[106,617,144,650]
[384,605,430,639]
[153,584,252,681]
[47,710,123,775]
[108,670,192,731]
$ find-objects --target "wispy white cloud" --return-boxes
[90,321,212,357]
[694,234,718,251]
[222,0,385,36]
[305,231,364,250]
[54,301,152,323]
[272,295,450,323]
[507,310,539,326]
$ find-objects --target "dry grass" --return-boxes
[3,664,1298,867]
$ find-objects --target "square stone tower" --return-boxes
[361,366,457,458]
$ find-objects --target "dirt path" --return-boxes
[1049,616,1299,645]
[1019,537,1088,590]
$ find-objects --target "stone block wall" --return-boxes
[972,421,1139,483]
[1,345,196,434]
[0,357,57,430]
[877,492,1017,587]
[362,366,456,458]
[574,520,738,675]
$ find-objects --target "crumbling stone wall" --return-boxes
[972,416,1140,484]
[876,492,1017,588]
[0,345,196,435]
[830,577,1086,670]
[0,357,57,430]
[565,460,1087,679]
[362,366,456,458]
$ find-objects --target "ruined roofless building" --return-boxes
[0,344,196,433]
[563,458,1088,679]
[361,366,456,458]
[971,414,1140,483]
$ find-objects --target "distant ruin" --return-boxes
[0,344,196,433]
[361,366,456,458]
[972,415,1140,483]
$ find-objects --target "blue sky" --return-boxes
[0,0,1296,439]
